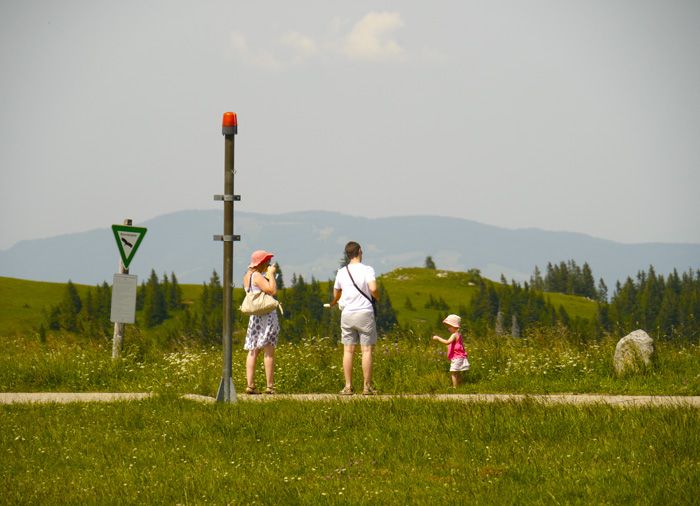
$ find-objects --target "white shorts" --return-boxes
[340,310,377,346]
[450,358,470,372]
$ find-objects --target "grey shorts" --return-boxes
[340,311,378,346]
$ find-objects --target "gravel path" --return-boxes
[1,392,699,408]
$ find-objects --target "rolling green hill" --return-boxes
[0,272,598,337]
[0,277,93,336]
[379,267,597,328]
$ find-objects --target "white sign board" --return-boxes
[110,274,138,324]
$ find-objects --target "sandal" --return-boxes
[363,386,378,396]
[338,386,354,396]
[246,386,261,395]
[265,387,278,395]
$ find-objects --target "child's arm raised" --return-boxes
[432,333,458,345]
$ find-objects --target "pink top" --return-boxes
[448,333,467,360]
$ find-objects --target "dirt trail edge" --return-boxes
[1,392,699,408]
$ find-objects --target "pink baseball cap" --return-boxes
[248,250,274,268]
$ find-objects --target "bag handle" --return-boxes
[246,271,264,293]
[245,272,255,293]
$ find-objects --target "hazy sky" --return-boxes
[2,0,699,252]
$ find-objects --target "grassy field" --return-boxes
[2,327,700,396]
[3,395,699,505]
[2,333,699,505]
[1,275,698,504]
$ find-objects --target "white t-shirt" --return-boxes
[334,263,376,313]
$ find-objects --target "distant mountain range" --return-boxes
[1,210,698,288]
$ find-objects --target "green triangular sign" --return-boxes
[112,225,147,269]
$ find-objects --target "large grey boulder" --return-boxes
[613,329,655,376]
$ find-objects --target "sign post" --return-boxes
[215,112,240,403]
[110,219,147,358]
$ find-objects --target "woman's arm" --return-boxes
[254,266,277,296]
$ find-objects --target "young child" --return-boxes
[432,314,470,387]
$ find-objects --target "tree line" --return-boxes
[475,260,699,341]
[44,270,185,338]
[458,271,578,338]
[530,260,604,301]
[598,266,699,340]
[43,266,400,346]
[533,260,699,340]
[43,260,698,344]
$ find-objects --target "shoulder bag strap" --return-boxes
[346,265,374,304]
[246,271,257,293]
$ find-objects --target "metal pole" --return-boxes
[112,218,132,359]
[216,113,238,403]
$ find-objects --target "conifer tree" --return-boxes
[273,263,285,289]
[59,281,82,331]
[581,262,597,299]
[278,274,326,341]
[80,282,112,336]
[557,305,570,326]
[404,296,416,311]
[375,282,398,333]
[169,272,184,310]
[143,269,168,328]
[595,300,612,337]
[609,277,641,333]
[656,285,679,333]
[530,265,544,291]
[162,272,171,310]
[468,278,499,334]
[198,270,223,343]
[136,281,146,311]
[597,278,608,303]
[640,265,664,329]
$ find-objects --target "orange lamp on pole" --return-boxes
[222,112,238,135]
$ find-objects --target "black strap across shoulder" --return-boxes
[346,265,376,315]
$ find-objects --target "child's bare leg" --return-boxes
[451,371,462,387]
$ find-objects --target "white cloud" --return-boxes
[229,12,429,69]
[230,31,285,71]
[279,31,318,64]
[340,12,405,61]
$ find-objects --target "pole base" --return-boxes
[216,377,237,403]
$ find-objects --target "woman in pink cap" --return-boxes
[242,250,280,394]
[432,314,470,387]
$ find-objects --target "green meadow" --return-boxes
[4,396,699,505]
[1,275,699,504]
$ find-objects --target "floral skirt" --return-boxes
[244,311,280,350]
